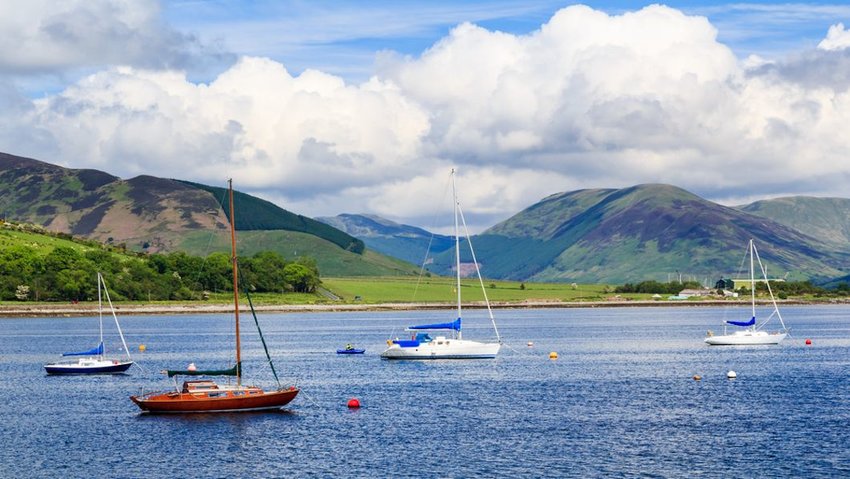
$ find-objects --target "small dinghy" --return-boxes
[337,344,365,355]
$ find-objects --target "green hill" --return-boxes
[740,196,850,250]
[0,151,413,277]
[426,184,847,283]
[179,181,364,253]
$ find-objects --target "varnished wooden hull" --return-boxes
[131,387,299,414]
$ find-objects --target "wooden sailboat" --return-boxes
[130,179,299,413]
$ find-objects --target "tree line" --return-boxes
[615,279,850,298]
[0,245,320,302]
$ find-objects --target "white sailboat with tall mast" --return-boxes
[705,238,789,346]
[44,272,134,374]
[381,169,501,359]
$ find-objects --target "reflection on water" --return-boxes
[1,305,849,477]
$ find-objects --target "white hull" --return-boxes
[705,331,787,346]
[381,339,500,359]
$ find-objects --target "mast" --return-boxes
[228,179,242,386]
[749,238,756,330]
[97,272,104,358]
[452,169,462,340]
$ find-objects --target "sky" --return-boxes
[1,1,850,233]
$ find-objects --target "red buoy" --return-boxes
[347,398,361,409]
[805,338,812,345]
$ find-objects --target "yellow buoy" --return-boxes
[549,351,558,359]
[138,344,146,352]
[693,375,702,381]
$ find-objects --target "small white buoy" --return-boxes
[187,362,197,371]
[727,370,737,379]
[527,341,534,347]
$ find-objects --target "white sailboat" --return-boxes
[381,169,501,360]
[705,239,789,346]
[44,272,134,374]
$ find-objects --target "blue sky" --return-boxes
[1,1,849,232]
[161,0,850,82]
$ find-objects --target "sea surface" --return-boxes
[1,305,849,478]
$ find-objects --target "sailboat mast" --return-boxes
[452,169,462,340]
[749,238,756,327]
[97,272,104,358]
[228,179,242,386]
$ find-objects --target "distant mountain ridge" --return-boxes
[331,184,850,284]
[316,213,453,266]
[739,196,850,249]
[0,152,412,277]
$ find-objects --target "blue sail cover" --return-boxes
[62,342,104,356]
[409,318,461,331]
[726,317,756,327]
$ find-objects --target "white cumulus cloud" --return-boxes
[819,23,850,51]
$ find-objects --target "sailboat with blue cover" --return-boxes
[381,169,501,360]
[44,273,134,374]
[705,239,789,346]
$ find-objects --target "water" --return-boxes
[1,305,849,478]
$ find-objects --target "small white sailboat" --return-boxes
[705,239,789,346]
[44,272,134,374]
[381,169,501,360]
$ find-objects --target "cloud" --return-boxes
[22,57,431,195]
[0,0,227,74]
[3,4,850,232]
[819,23,850,51]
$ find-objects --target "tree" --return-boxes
[283,263,320,293]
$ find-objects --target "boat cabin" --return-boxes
[182,380,220,393]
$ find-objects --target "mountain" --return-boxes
[316,213,454,266]
[423,184,849,283]
[739,196,850,249]
[0,152,414,277]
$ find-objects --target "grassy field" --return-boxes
[0,227,99,255]
[320,276,617,303]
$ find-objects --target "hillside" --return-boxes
[740,196,850,249]
[316,213,454,266]
[424,184,848,283]
[0,152,413,277]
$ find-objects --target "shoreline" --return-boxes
[1,298,845,317]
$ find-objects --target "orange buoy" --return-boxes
[138,344,146,352]
[347,398,361,409]
[805,338,812,345]
[693,375,702,381]
[549,352,558,360]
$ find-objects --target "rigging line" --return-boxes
[411,174,452,302]
[244,286,282,389]
[297,388,321,408]
[752,242,787,331]
[187,185,232,298]
[456,199,501,343]
[100,272,139,367]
